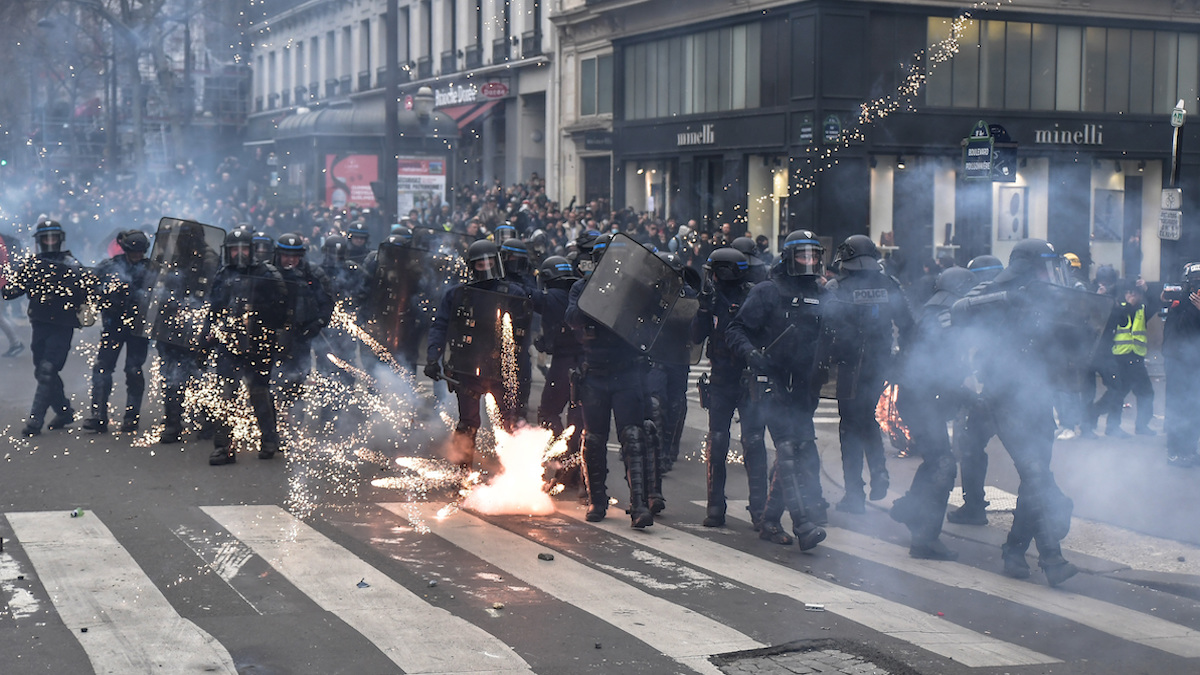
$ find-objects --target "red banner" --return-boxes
[325,154,379,209]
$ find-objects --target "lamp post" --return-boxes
[382,0,399,225]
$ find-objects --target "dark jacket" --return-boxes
[94,253,152,334]
[726,273,829,381]
[208,262,288,358]
[2,250,88,328]
[691,279,756,371]
[279,260,334,342]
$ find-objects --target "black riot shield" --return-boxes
[364,245,424,355]
[1027,282,1116,390]
[444,286,533,383]
[648,296,703,365]
[576,233,696,356]
[140,217,225,350]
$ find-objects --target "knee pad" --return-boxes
[618,424,643,446]
[35,361,57,384]
[741,432,766,451]
[124,365,144,381]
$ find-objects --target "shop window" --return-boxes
[624,22,762,120]
[580,54,613,117]
[923,17,1200,115]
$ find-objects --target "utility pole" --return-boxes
[383,0,399,225]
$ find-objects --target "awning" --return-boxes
[439,99,502,129]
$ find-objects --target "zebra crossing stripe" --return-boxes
[563,506,1057,668]
[717,501,1200,658]
[5,511,238,674]
[202,505,534,675]
[379,502,763,675]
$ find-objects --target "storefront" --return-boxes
[604,1,1200,279]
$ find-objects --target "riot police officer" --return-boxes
[692,247,769,528]
[731,236,770,283]
[566,234,654,528]
[207,228,289,465]
[3,220,89,436]
[890,266,976,560]
[825,234,914,513]
[251,231,275,265]
[83,230,153,434]
[314,234,366,419]
[532,255,585,490]
[1162,262,1200,467]
[425,240,532,468]
[726,230,830,550]
[946,254,1005,524]
[950,239,1083,586]
[273,233,334,422]
[345,221,371,264]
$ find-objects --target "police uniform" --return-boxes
[84,234,153,433]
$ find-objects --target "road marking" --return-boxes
[718,502,1200,658]
[381,502,762,675]
[6,511,237,674]
[203,504,533,675]
[565,507,1056,668]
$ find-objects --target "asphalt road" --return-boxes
[2,318,1199,675]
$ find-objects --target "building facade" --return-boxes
[245,0,552,215]
[553,0,1200,281]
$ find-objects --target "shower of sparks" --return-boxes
[499,312,518,413]
[790,1,1010,194]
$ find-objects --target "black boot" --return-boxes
[741,431,769,526]
[947,500,989,525]
[209,446,236,465]
[47,408,75,430]
[703,432,730,527]
[645,420,666,515]
[620,425,653,528]
[582,434,609,522]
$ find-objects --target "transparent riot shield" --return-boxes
[140,217,225,350]
[444,286,533,383]
[1030,281,1116,363]
[576,233,693,355]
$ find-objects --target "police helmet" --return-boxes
[251,231,274,262]
[1063,252,1082,270]
[832,234,880,272]
[705,247,749,283]
[118,229,150,254]
[493,223,518,243]
[34,219,65,253]
[994,238,1065,285]
[322,235,349,264]
[1184,262,1200,286]
[783,230,825,277]
[966,254,1004,282]
[223,228,255,269]
[730,237,757,257]
[656,251,685,273]
[346,221,370,241]
[466,239,505,282]
[539,255,580,283]
[274,232,306,268]
[590,233,614,265]
[500,238,530,274]
[928,266,976,306]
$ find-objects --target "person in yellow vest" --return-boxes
[1091,277,1155,436]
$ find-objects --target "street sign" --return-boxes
[1162,187,1183,210]
[1159,210,1183,241]
[1172,100,1187,128]
[963,120,993,181]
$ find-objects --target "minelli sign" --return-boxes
[1033,123,1104,146]
[677,124,716,147]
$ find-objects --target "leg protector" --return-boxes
[703,432,730,527]
[619,425,653,528]
[582,432,609,521]
[741,432,769,525]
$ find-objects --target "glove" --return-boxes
[300,320,325,339]
[745,349,769,374]
[424,361,442,381]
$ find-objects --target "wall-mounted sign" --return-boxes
[583,130,613,151]
[433,79,512,108]
[963,120,994,181]
[677,123,716,147]
[797,113,814,145]
[822,114,842,144]
[1032,123,1104,146]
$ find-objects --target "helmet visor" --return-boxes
[786,243,824,277]
[472,255,504,282]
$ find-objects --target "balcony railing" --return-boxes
[357,70,371,92]
[521,31,542,58]
[441,50,457,75]
[492,38,510,63]
[267,92,279,110]
[338,75,352,93]
[294,86,307,104]
[326,78,339,98]
[255,96,263,112]
[417,56,433,80]
[309,82,320,101]
[464,44,483,70]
